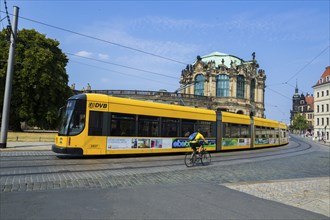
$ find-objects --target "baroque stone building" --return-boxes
[179,52,266,117]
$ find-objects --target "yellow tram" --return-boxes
[52,93,288,155]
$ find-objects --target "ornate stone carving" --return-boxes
[179,52,266,117]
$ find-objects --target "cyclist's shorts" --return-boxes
[190,142,199,151]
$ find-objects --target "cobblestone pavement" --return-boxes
[224,177,330,217]
[0,136,329,217]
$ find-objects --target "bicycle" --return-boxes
[184,144,211,167]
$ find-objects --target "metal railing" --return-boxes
[81,89,209,100]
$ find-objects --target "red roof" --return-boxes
[315,66,330,85]
[305,95,314,110]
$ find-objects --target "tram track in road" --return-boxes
[0,136,313,178]
[212,136,312,163]
[0,138,301,170]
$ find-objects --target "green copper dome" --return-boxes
[197,51,246,67]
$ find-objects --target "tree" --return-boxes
[291,114,309,134]
[0,29,73,131]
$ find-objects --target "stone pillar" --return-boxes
[189,83,194,95]
[256,82,262,103]
[204,72,209,96]
[213,74,217,97]
[231,76,237,98]
[246,79,251,101]
[210,74,216,97]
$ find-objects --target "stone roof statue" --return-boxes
[252,52,256,60]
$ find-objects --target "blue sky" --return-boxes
[1,0,329,124]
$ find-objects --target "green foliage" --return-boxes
[291,114,309,132]
[0,29,73,130]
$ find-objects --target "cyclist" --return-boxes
[189,129,208,154]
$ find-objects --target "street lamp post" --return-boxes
[0,6,19,148]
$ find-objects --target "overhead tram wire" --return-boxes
[265,82,286,87]
[266,46,329,88]
[265,102,287,116]
[3,0,11,28]
[66,52,178,80]
[69,59,179,87]
[2,0,14,37]
[9,13,189,66]
[266,87,292,101]
[285,45,330,84]
[0,2,5,28]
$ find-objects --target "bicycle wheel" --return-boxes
[201,151,211,165]
[185,153,197,167]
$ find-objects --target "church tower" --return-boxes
[290,81,300,124]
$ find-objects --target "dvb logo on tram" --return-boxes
[89,102,108,109]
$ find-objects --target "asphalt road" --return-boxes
[2,183,326,220]
[0,135,329,219]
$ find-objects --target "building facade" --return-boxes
[290,83,314,132]
[81,51,266,118]
[313,66,330,143]
[180,52,266,117]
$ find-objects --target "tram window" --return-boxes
[223,123,245,138]
[69,112,86,136]
[260,127,266,138]
[111,113,136,136]
[89,111,110,136]
[162,118,179,137]
[255,126,263,138]
[266,128,270,138]
[270,128,273,137]
[65,99,87,136]
[283,130,287,137]
[198,121,214,138]
[231,125,239,137]
[268,128,274,138]
[181,119,197,137]
[138,116,159,137]
[223,123,230,138]
[240,125,249,138]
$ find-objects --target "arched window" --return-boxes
[216,74,229,97]
[250,79,255,101]
[237,110,244,114]
[194,74,204,96]
[236,75,245,98]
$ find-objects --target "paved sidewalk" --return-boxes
[292,134,330,148]
[224,177,330,217]
[0,142,52,151]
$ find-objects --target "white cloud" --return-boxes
[75,50,93,58]
[98,53,109,60]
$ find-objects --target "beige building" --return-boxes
[313,66,330,143]
[180,52,266,117]
[290,83,314,132]
[304,95,315,130]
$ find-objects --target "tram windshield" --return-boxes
[58,99,86,136]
